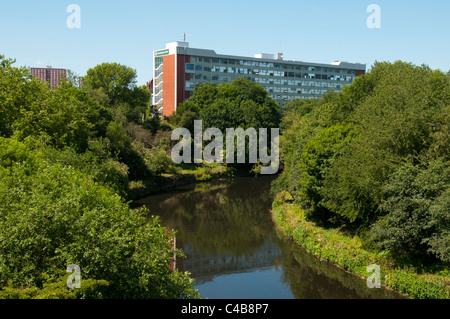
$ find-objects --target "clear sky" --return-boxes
[1,0,449,86]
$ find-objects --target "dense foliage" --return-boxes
[0,55,199,298]
[172,78,281,133]
[273,61,450,265]
[170,78,282,172]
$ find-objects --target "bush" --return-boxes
[386,269,450,299]
[0,274,110,299]
[369,159,450,263]
[275,61,450,227]
[0,137,200,299]
[43,146,129,197]
[297,123,358,220]
[272,61,450,295]
[132,141,172,176]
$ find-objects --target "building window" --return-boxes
[185,81,195,89]
[155,57,163,69]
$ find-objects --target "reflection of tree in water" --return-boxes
[138,176,404,299]
[271,230,405,299]
[141,177,276,256]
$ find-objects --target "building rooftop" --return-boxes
[157,41,366,70]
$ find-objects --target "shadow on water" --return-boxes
[135,176,405,299]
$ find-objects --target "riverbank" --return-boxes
[126,162,236,200]
[272,191,450,299]
[136,175,396,299]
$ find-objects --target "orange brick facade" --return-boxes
[161,54,191,116]
[162,54,176,116]
[163,54,190,116]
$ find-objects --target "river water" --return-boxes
[135,176,404,299]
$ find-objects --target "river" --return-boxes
[135,176,404,299]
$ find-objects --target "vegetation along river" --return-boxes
[135,176,404,299]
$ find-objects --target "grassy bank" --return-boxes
[126,162,235,200]
[272,192,450,299]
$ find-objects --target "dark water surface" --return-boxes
[136,176,404,299]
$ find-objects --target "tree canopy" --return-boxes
[273,61,450,264]
[0,54,199,299]
[83,62,150,123]
[173,78,282,133]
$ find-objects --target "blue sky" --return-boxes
[1,0,449,85]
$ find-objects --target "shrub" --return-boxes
[0,137,200,299]
[369,159,450,263]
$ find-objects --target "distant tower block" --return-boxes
[30,66,67,89]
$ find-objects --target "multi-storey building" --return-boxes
[153,42,366,116]
[30,66,67,89]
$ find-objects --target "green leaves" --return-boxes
[83,62,137,103]
[297,124,358,219]
[82,63,150,123]
[0,54,200,298]
[170,78,281,172]
[273,61,450,264]
[0,138,200,298]
[369,160,450,262]
[174,78,282,133]
[0,55,47,138]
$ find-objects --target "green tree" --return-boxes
[280,98,316,116]
[200,98,242,132]
[273,61,450,254]
[0,54,198,298]
[320,62,450,224]
[368,160,450,263]
[0,55,47,138]
[15,82,98,152]
[188,83,219,109]
[104,121,150,180]
[173,78,281,133]
[199,78,282,131]
[170,78,282,171]
[297,124,358,221]
[0,56,111,153]
[83,63,150,122]
[83,62,137,105]
[0,137,199,298]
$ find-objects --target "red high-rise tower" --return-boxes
[30,66,67,89]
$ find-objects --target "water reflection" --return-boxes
[136,177,404,299]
